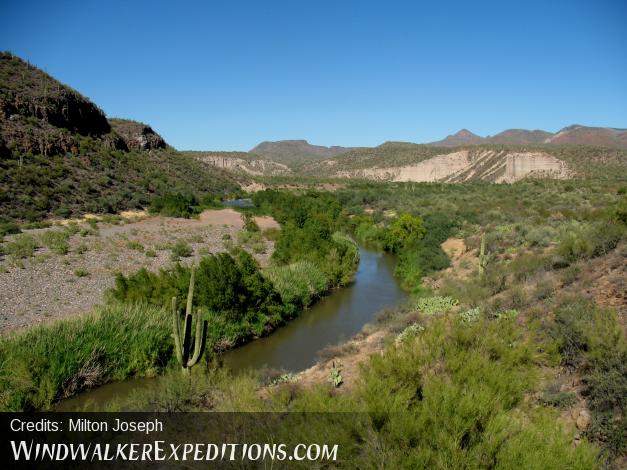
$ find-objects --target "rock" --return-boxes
[109,118,167,151]
[576,409,591,431]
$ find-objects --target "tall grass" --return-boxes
[3,233,38,258]
[0,303,172,411]
[39,229,70,255]
[264,261,329,306]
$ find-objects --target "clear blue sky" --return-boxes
[1,0,626,151]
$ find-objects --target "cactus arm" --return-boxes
[172,265,208,372]
[181,313,193,366]
[479,233,487,275]
[187,311,208,368]
[186,267,195,317]
[171,297,184,366]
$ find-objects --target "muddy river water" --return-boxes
[58,246,406,410]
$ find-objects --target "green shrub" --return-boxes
[74,268,90,277]
[109,250,289,340]
[4,234,38,258]
[350,315,596,468]
[416,296,458,315]
[39,230,70,255]
[171,240,192,258]
[126,240,144,251]
[557,222,624,262]
[584,351,627,458]
[264,261,329,306]
[149,192,200,218]
[252,190,358,287]
[541,382,577,409]
[383,213,426,253]
[242,212,260,232]
[550,297,626,458]
[0,222,21,238]
[75,242,89,254]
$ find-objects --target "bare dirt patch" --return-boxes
[441,237,466,260]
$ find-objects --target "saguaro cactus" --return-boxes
[479,233,489,275]
[171,267,208,374]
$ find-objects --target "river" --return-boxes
[57,246,405,410]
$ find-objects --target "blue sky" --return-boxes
[1,0,626,150]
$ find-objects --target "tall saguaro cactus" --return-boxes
[171,267,208,374]
[479,233,489,275]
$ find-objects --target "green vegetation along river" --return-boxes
[57,245,406,410]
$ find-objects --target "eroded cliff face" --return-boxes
[335,150,570,183]
[108,119,167,151]
[197,154,292,176]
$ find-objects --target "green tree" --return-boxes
[385,213,426,252]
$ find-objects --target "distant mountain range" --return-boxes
[429,125,627,148]
[248,125,627,167]
[249,140,354,165]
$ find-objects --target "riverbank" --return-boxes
[58,246,405,410]
[1,192,362,411]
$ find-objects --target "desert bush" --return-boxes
[171,240,192,258]
[39,229,70,255]
[126,240,144,251]
[75,242,89,254]
[351,315,597,468]
[549,297,626,458]
[74,268,90,277]
[540,381,577,409]
[241,212,260,232]
[525,225,558,247]
[149,192,200,218]
[583,351,627,458]
[415,296,458,315]
[109,250,289,340]
[383,213,426,253]
[4,233,38,258]
[557,222,624,262]
[262,227,280,241]
[0,222,21,238]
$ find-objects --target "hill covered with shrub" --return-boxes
[0,52,241,223]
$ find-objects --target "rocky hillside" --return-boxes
[544,124,627,147]
[108,118,167,151]
[429,125,627,148]
[186,151,292,176]
[0,52,115,157]
[0,52,240,223]
[333,149,570,183]
[300,142,627,182]
[249,139,353,166]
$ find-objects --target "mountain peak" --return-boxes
[456,129,479,137]
[249,139,352,165]
[427,124,627,148]
[430,129,484,147]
